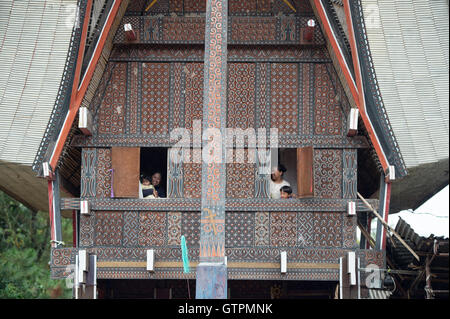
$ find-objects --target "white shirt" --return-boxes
[269,179,290,199]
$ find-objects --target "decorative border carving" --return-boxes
[61,197,379,212]
[113,16,325,45]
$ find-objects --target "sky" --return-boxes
[387,185,449,238]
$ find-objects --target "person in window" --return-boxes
[150,172,166,198]
[269,164,290,199]
[140,172,166,198]
[140,175,156,199]
[280,185,293,199]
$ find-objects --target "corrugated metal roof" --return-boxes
[0,0,78,166]
[361,0,449,169]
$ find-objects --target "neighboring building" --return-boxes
[386,217,448,299]
[0,0,447,299]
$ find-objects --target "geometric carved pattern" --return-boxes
[342,149,357,199]
[80,148,96,198]
[98,63,126,134]
[171,0,183,12]
[227,63,255,129]
[123,211,139,247]
[141,63,170,135]
[143,17,161,41]
[226,163,255,198]
[163,17,205,42]
[184,0,206,12]
[139,212,167,247]
[314,149,343,198]
[256,63,269,129]
[229,0,256,13]
[225,213,254,247]
[343,215,357,248]
[297,212,314,247]
[110,46,330,63]
[172,63,184,129]
[184,63,204,130]
[280,17,296,41]
[311,212,343,247]
[167,212,182,246]
[183,163,202,198]
[94,212,123,246]
[181,212,201,247]
[79,214,95,247]
[301,63,312,135]
[270,212,297,247]
[127,62,139,134]
[96,148,112,198]
[115,16,324,45]
[231,18,276,42]
[314,63,342,135]
[167,148,184,198]
[255,212,270,246]
[270,63,298,134]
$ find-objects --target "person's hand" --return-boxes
[154,189,158,198]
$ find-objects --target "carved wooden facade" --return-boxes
[48,0,387,298]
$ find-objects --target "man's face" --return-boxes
[152,173,161,186]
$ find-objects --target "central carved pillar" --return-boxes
[195,0,228,299]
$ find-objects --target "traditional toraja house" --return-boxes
[0,0,447,299]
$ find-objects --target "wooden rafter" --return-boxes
[49,0,125,170]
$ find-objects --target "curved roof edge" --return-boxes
[349,0,407,178]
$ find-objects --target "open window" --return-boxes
[276,147,314,198]
[110,147,168,198]
[279,148,298,195]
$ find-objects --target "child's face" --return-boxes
[142,178,151,185]
[280,191,291,199]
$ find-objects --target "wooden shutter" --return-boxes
[297,146,314,198]
[111,147,140,198]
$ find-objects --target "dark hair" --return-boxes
[280,185,292,194]
[277,164,287,174]
[140,174,150,183]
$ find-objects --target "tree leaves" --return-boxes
[0,191,72,299]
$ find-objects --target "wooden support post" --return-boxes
[280,251,287,274]
[124,23,137,41]
[146,249,155,273]
[80,200,90,215]
[196,0,228,299]
[42,162,54,180]
[347,108,359,136]
[76,253,97,299]
[78,107,93,135]
[384,165,395,182]
[348,201,356,216]
[358,192,420,261]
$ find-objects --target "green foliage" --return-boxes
[0,191,72,299]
